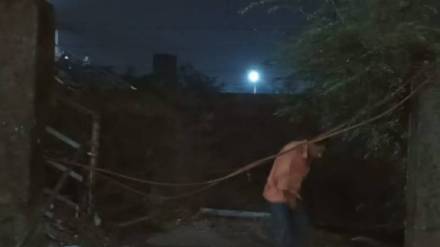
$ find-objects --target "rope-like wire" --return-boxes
[44,77,431,202]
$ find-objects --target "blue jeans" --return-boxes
[270,203,309,247]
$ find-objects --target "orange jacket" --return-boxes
[263,141,310,206]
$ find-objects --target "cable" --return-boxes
[311,79,430,143]
[321,70,424,137]
[46,77,430,190]
[95,172,218,202]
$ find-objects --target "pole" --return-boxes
[88,115,101,215]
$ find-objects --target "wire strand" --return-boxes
[46,77,430,192]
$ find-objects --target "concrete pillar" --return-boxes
[0,0,53,246]
[406,78,440,246]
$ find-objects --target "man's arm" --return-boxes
[283,190,301,209]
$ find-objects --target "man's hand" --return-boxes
[287,198,297,209]
[283,190,301,209]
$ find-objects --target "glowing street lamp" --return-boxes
[247,70,260,94]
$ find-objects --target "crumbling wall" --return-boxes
[406,79,440,247]
[0,0,53,246]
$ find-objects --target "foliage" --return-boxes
[178,64,223,94]
[129,63,222,95]
[250,0,440,160]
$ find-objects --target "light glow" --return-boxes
[247,70,260,84]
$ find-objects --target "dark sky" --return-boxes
[51,0,303,93]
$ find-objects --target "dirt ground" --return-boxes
[116,216,400,247]
[45,203,402,247]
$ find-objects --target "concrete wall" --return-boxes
[406,79,440,247]
[0,0,53,246]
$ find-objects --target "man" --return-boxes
[263,140,325,247]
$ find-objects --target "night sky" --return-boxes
[51,0,303,93]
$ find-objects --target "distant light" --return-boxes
[64,55,70,60]
[247,70,260,84]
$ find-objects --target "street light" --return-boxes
[247,70,260,94]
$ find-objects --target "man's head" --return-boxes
[308,142,326,159]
